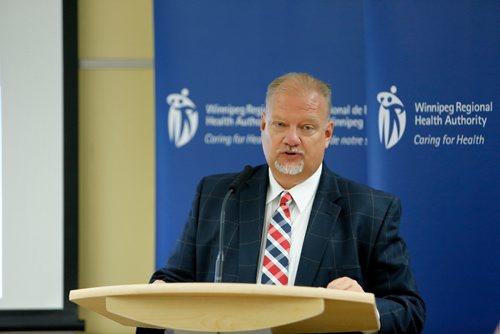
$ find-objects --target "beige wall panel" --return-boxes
[79,68,155,334]
[79,0,153,59]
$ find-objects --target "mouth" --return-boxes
[279,149,304,160]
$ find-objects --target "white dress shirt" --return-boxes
[256,164,322,285]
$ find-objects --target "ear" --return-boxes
[324,120,334,148]
[261,112,267,132]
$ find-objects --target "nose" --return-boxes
[283,127,301,146]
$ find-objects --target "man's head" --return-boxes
[261,72,334,189]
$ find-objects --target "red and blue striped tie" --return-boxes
[261,192,293,285]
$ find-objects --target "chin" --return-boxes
[274,160,304,176]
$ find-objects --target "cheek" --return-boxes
[305,141,326,158]
[261,132,272,155]
[263,132,278,147]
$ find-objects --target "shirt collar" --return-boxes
[267,164,323,213]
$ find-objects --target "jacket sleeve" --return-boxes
[367,197,426,333]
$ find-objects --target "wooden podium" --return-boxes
[69,283,379,333]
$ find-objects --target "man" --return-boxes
[144,73,425,333]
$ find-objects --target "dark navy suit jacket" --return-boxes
[151,164,425,333]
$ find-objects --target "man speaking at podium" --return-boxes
[141,73,425,333]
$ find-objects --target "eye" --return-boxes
[302,124,316,131]
[272,121,286,128]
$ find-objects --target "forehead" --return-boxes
[268,91,328,120]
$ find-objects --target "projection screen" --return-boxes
[0,0,82,329]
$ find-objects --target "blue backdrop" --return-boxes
[154,1,499,332]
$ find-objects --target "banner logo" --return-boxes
[377,85,406,149]
[166,88,198,148]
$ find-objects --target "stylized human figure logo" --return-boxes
[166,88,198,148]
[377,85,406,149]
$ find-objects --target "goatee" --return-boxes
[274,160,304,175]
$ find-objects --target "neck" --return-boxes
[274,172,307,190]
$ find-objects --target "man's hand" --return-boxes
[327,276,364,292]
[152,279,167,284]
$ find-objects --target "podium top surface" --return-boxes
[70,283,379,333]
[70,282,372,302]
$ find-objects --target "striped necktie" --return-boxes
[261,191,293,285]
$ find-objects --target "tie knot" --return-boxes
[280,192,293,207]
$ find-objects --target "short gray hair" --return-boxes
[265,72,332,119]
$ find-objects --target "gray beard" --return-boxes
[274,160,304,175]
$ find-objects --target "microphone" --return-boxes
[214,165,253,283]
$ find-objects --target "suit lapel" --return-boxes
[237,166,268,283]
[295,165,341,287]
